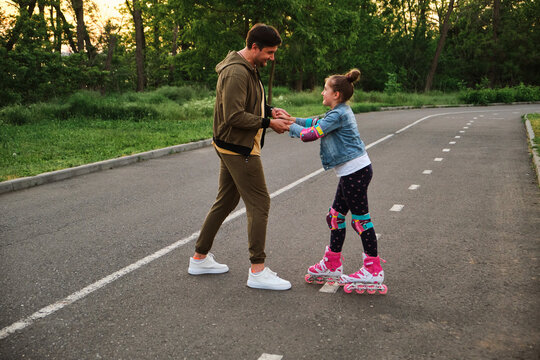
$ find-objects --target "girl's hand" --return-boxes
[277,114,296,122]
[272,107,291,118]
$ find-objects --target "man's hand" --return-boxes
[272,107,291,119]
[269,118,292,134]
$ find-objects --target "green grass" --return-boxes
[0,87,472,181]
[528,113,540,157]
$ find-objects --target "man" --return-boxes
[188,24,292,290]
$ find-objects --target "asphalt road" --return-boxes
[1,105,539,359]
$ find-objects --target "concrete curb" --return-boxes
[0,138,213,195]
[524,114,540,187]
[379,101,540,111]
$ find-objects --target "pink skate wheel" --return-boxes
[304,274,313,283]
[343,284,353,293]
[315,277,325,284]
[355,287,365,294]
[378,285,388,295]
[367,285,377,295]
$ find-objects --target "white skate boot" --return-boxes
[340,255,387,295]
[305,246,343,285]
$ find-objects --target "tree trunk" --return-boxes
[5,0,37,51]
[71,0,85,53]
[169,24,179,84]
[489,0,501,86]
[424,0,455,92]
[105,35,117,71]
[268,59,276,105]
[50,4,62,52]
[53,4,77,53]
[128,0,146,92]
[294,68,303,92]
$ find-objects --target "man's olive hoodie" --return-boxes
[213,51,273,156]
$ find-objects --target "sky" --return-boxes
[1,0,124,21]
[93,0,124,21]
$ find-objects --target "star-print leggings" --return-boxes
[329,164,378,257]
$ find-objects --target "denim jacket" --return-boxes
[289,103,366,170]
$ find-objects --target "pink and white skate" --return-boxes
[305,246,343,285]
[340,255,388,295]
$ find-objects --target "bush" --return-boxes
[460,84,540,105]
[495,87,515,103]
[66,91,159,120]
[514,83,538,102]
[154,86,196,104]
[0,105,33,125]
[270,86,292,97]
[384,72,403,94]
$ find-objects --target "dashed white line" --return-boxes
[259,354,283,360]
[455,136,461,139]
[390,204,405,212]
[459,130,466,133]
[423,170,433,174]
[449,141,456,145]
[442,149,451,152]
[434,158,444,162]
[319,282,340,293]
[409,184,420,190]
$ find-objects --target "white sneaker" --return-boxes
[188,253,229,275]
[246,267,291,290]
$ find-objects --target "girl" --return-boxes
[283,69,386,294]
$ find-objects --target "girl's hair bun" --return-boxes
[346,68,361,84]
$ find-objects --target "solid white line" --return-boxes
[2,107,523,340]
[366,134,393,149]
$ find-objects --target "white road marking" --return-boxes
[459,130,465,133]
[259,354,283,360]
[463,126,469,129]
[443,149,450,152]
[2,108,523,340]
[434,158,444,162]
[319,282,340,293]
[409,184,420,190]
[449,141,456,145]
[423,170,433,174]
[390,204,404,212]
[455,136,461,139]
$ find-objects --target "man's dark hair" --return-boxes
[246,23,282,50]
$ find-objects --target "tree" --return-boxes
[425,0,455,92]
[126,0,146,91]
[71,0,96,60]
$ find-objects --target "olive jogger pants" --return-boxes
[195,150,270,264]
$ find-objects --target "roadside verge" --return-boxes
[524,114,540,187]
[0,139,212,195]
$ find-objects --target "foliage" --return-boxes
[459,84,540,105]
[1,0,539,107]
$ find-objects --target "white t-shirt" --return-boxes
[333,153,371,177]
